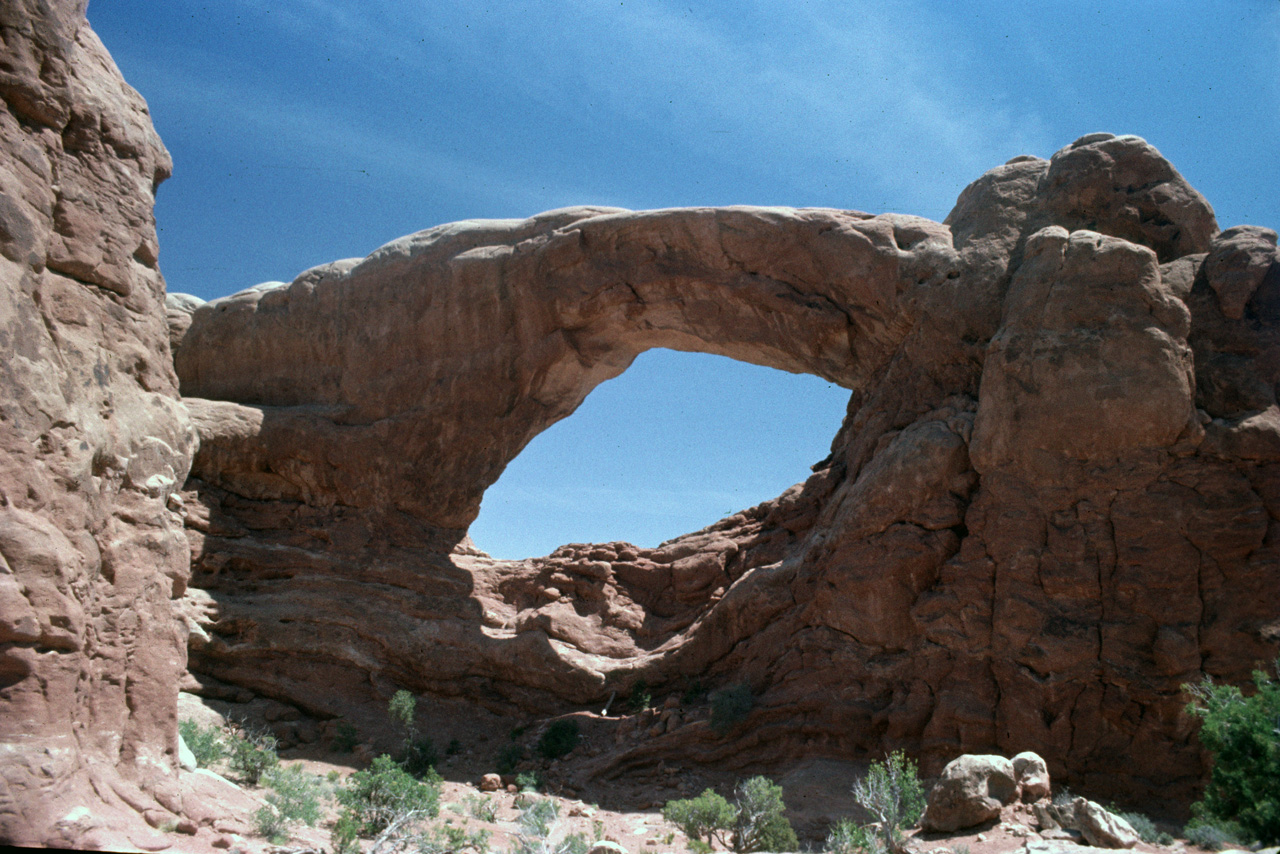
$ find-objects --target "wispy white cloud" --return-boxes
[218,0,1056,216]
[129,55,598,217]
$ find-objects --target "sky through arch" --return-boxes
[468,349,850,560]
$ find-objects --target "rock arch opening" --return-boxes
[469,348,850,559]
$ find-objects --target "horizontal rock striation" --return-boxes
[173,132,1279,809]
[0,0,198,847]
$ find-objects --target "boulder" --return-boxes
[1071,798,1140,849]
[1202,225,1278,320]
[177,734,198,772]
[921,755,1019,832]
[589,843,629,854]
[1012,752,1051,802]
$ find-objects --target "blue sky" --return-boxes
[89,1,1280,559]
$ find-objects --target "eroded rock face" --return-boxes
[172,132,1279,809]
[0,1,197,846]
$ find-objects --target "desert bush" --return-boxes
[337,754,441,836]
[511,798,589,854]
[664,776,796,853]
[389,689,439,778]
[465,793,499,822]
[733,776,798,853]
[391,690,417,730]
[1118,812,1159,844]
[850,751,926,854]
[179,719,226,768]
[1184,661,1280,845]
[1185,821,1243,851]
[419,823,492,854]
[517,771,542,793]
[709,684,755,735]
[254,764,324,842]
[537,719,580,760]
[332,814,361,854]
[664,789,737,852]
[827,817,877,854]
[228,725,280,785]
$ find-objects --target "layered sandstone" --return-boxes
[174,133,1278,810]
[0,0,200,848]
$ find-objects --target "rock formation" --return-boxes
[172,132,1279,810]
[1,3,1278,846]
[0,0,199,847]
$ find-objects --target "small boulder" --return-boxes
[1023,840,1095,854]
[1012,751,1050,801]
[589,842,629,854]
[479,773,502,792]
[922,754,1019,832]
[177,732,198,772]
[1072,798,1139,849]
[1203,225,1278,319]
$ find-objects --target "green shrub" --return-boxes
[332,814,361,854]
[709,684,754,735]
[517,771,542,793]
[1119,812,1159,844]
[447,738,463,756]
[420,824,493,854]
[1184,661,1280,845]
[850,751,926,854]
[254,764,323,842]
[179,719,227,768]
[337,754,441,836]
[733,776,798,853]
[664,777,796,853]
[537,719,580,760]
[333,720,359,753]
[390,689,417,730]
[466,793,499,822]
[665,789,737,851]
[511,798,588,854]
[387,689,440,778]
[1185,821,1243,851]
[827,817,877,854]
[228,726,279,785]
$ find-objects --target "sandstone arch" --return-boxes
[176,205,958,532]
[4,1,1277,844]
[170,134,1279,810]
